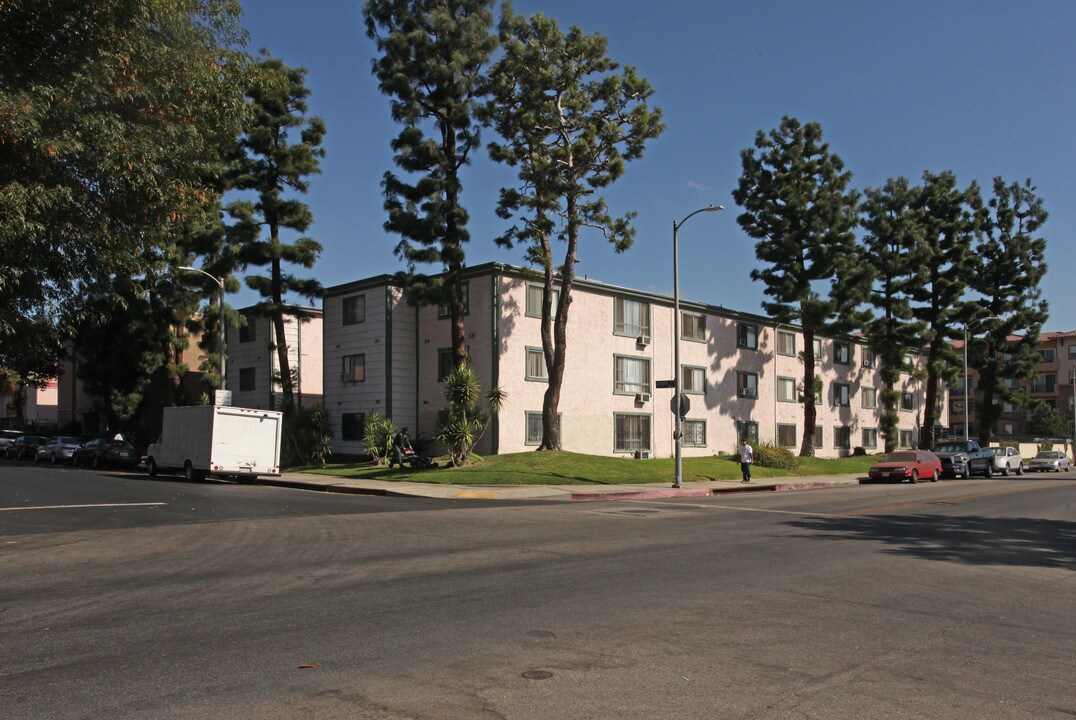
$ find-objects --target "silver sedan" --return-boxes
[1027,450,1071,472]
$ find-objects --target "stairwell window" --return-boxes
[343,295,365,325]
[343,354,365,383]
[777,330,796,356]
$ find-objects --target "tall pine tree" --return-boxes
[364,0,498,370]
[483,10,664,450]
[733,117,866,456]
[227,55,325,409]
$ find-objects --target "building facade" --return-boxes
[225,307,324,411]
[323,264,945,459]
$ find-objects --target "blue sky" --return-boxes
[236,0,1076,331]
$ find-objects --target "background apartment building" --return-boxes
[323,263,941,459]
[226,307,324,411]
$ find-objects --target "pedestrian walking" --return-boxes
[739,438,754,483]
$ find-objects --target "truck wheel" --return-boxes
[184,462,197,483]
[910,469,919,484]
[148,458,158,477]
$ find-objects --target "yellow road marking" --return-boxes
[454,491,500,499]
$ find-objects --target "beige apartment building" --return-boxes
[323,263,942,459]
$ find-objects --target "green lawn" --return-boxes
[296,451,879,486]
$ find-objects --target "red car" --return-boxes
[868,450,942,483]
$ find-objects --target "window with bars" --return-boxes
[614,414,651,453]
[736,420,759,444]
[683,419,706,447]
[777,424,797,448]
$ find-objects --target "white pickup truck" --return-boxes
[147,405,283,482]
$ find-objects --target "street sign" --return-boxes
[655,379,675,389]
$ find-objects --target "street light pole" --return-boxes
[178,266,227,391]
[673,205,723,488]
[962,316,996,441]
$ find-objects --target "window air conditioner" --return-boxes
[637,335,651,346]
[636,392,651,403]
[634,450,651,460]
[738,388,751,397]
[341,373,352,383]
[738,338,747,347]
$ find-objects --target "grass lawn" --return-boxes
[295,451,880,486]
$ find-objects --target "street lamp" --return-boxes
[178,265,227,391]
[962,316,996,441]
[673,204,724,488]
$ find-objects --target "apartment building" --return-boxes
[225,306,324,411]
[323,263,941,459]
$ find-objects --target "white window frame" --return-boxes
[614,355,651,395]
[614,298,651,337]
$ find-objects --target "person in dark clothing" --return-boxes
[391,427,413,469]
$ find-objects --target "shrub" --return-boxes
[753,442,800,470]
[363,411,396,466]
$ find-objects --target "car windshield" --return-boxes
[884,452,917,462]
[932,444,966,452]
[1034,452,1059,459]
[58,436,81,445]
[109,440,135,450]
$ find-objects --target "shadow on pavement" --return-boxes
[784,514,1076,570]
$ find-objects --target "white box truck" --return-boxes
[147,406,283,482]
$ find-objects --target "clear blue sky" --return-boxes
[237,0,1076,332]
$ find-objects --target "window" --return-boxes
[863,348,876,368]
[1032,374,1056,393]
[777,424,797,448]
[834,382,851,407]
[951,378,966,397]
[683,366,705,394]
[1002,400,1019,414]
[525,411,560,445]
[899,430,914,449]
[834,426,851,450]
[736,420,759,444]
[526,284,559,318]
[239,367,255,392]
[1069,345,1076,360]
[834,341,851,365]
[1041,348,1056,362]
[951,400,965,415]
[683,419,706,447]
[341,412,365,441]
[343,354,365,383]
[343,295,365,325]
[437,282,469,319]
[438,349,454,382]
[813,382,823,404]
[737,323,758,350]
[862,428,878,449]
[614,298,650,336]
[614,413,651,453]
[777,377,797,403]
[239,318,256,343]
[525,347,547,381]
[676,311,703,342]
[777,330,796,356]
[814,425,823,447]
[901,391,915,411]
[615,355,651,395]
[813,338,823,363]
[737,372,758,399]
[862,387,877,409]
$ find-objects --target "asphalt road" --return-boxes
[1,460,1074,720]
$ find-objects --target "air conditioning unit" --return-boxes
[634,450,651,460]
[340,373,352,383]
[637,335,651,346]
[635,392,651,403]
[738,388,752,397]
[738,338,747,347]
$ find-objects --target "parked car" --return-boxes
[72,438,141,469]
[0,429,23,450]
[1027,450,1071,473]
[35,436,84,464]
[4,435,49,460]
[987,446,1023,476]
[931,440,995,478]
[868,450,942,483]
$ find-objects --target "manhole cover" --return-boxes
[522,670,554,680]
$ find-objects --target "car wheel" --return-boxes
[1002,463,1010,477]
[984,464,993,479]
[92,454,101,469]
[34,453,40,463]
[910,469,919,484]
[50,453,58,465]
[148,458,158,478]
[930,469,939,482]
[1016,464,1023,476]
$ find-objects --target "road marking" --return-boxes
[837,482,1069,517]
[0,502,166,512]
[624,500,837,517]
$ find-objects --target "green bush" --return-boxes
[753,442,800,470]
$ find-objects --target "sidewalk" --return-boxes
[258,471,866,501]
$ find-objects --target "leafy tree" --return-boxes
[732,117,866,456]
[227,55,326,408]
[966,178,1049,446]
[0,313,67,427]
[0,0,249,347]
[861,177,928,452]
[482,11,664,450]
[435,365,505,467]
[364,0,498,370]
[1029,402,1067,438]
[907,171,976,448]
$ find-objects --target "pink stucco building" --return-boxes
[323,263,943,459]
